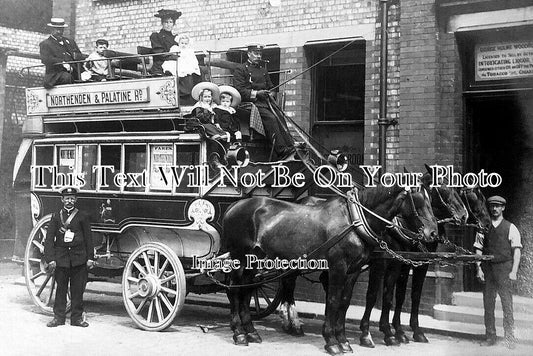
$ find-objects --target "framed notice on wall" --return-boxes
[475,41,533,81]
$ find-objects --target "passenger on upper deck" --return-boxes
[214,85,242,142]
[233,44,295,160]
[190,82,230,144]
[82,39,110,81]
[39,18,83,89]
[149,9,181,76]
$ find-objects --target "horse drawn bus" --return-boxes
[14,48,491,354]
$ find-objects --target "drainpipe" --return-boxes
[377,0,397,174]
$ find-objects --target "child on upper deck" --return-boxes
[214,85,242,142]
[190,82,230,143]
[82,39,110,81]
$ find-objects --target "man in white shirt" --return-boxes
[474,195,522,349]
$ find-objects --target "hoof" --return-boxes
[233,333,248,346]
[324,344,342,355]
[413,332,429,343]
[359,333,375,348]
[395,332,409,344]
[290,325,305,336]
[338,341,353,353]
[384,335,400,346]
[246,331,262,343]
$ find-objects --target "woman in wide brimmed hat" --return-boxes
[214,85,242,142]
[149,9,182,75]
[190,82,230,143]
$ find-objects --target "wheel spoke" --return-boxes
[154,297,163,322]
[30,270,46,281]
[161,286,177,296]
[160,274,175,284]
[28,258,41,264]
[127,276,139,284]
[135,297,148,314]
[36,274,52,298]
[128,291,140,299]
[258,287,272,305]
[147,299,154,323]
[46,277,56,306]
[253,292,261,312]
[133,261,147,276]
[39,227,47,239]
[32,240,45,253]
[157,259,169,279]
[153,251,159,276]
[142,252,152,275]
[159,293,174,311]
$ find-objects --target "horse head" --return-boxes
[423,164,468,225]
[460,186,491,234]
[399,186,439,242]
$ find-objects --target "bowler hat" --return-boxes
[191,82,221,104]
[155,9,182,21]
[60,186,79,196]
[247,43,264,52]
[47,18,68,28]
[218,85,241,107]
[487,195,506,205]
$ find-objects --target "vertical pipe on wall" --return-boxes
[378,0,389,173]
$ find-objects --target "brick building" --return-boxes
[7,0,533,314]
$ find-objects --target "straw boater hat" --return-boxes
[47,18,68,28]
[218,85,241,107]
[154,9,182,21]
[191,82,221,104]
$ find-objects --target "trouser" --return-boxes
[256,104,294,157]
[481,260,514,338]
[54,263,88,322]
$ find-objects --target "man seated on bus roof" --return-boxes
[39,18,83,89]
[233,44,295,160]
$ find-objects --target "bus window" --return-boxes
[77,145,97,191]
[33,145,54,189]
[56,145,76,188]
[149,144,173,191]
[175,144,200,194]
[99,145,121,191]
[124,145,147,192]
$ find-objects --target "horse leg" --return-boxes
[280,274,304,336]
[360,260,384,348]
[228,268,248,346]
[239,269,262,343]
[410,264,429,343]
[334,272,360,353]
[392,264,410,344]
[379,260,402,346]
[322,269,346,355]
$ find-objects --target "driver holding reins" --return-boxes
[233,44,295,160]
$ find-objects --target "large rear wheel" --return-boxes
[23,214,70,314]
[122,242,186,331]
[250,274,283,320]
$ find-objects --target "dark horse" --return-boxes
[360,173,468,347]
[360,183,492,347]
[223,185,437,355]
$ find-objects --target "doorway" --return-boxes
[464,91,533,291]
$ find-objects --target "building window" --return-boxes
[306,40,366,122]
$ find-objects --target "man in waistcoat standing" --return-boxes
[474,195,522,349]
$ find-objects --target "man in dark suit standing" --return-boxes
[44,187,94,327]
[39,18,83,89]
[233,44,295,159]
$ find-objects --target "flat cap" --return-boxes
[487,195,506,205]
[60,186,79,196]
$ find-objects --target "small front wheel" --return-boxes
[122,242,186,331]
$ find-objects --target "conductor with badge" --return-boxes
[44,187,94,327]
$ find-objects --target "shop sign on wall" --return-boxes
[475,41,533,81]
